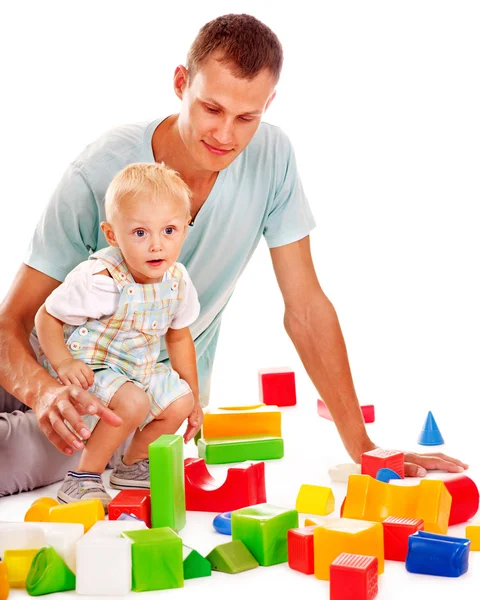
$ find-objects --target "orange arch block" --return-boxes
[343,475,451,534]
[202,405,281,439]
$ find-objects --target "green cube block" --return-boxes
[122,527,184,591]
[231,503,299,566]
[198,435,284,464]
[149,434,185,531]
[183,545,212,579]
[206,540,259,574]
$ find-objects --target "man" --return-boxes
[0,14,466,496]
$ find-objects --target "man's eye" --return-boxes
[164,227,174,235]
[134,230,146,237]
[206,106,219,114]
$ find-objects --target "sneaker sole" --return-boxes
[109,475,150,490]
[57,490,111,514]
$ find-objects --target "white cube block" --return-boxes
[37,522,84,573]
[76,520,147,595]
[0,522,46,559]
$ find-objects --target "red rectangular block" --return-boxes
[287,526,316,574]
[361,449,404,479]
[259,368,296,406]
[108,489,151,527]
[382,517,424,561]
[330,553,378,600]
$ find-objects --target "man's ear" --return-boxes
[100,221,119,247]
[174,65,189,101]
[265,89,277,112]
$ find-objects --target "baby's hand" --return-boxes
[56,358,94,390]
[183,402,204,443]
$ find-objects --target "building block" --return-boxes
[443,475,479,525]
[202,404,281,439]
[149,434,185,531]
[317,399,375,424]
[406,530,470,577]
[24,497,60,522]
[108,489,151,528]
[213,512,232,535]
[309,517,384,581]
[206,540,259,574]
[183,545,212,579]
[465,521,480,551]
[0,523,45,560]
[330,553,379,600]
[295,484,335,515]
[117,513,146,524]
[0,561,8,600]
[76,519,147,595]
[49,499,104,533]
[198,435,284,464]
[361,449,404,479]
[376,468,401,483]
[329,463,361,483]
[382,517,424,561]
[418,411,444,446]
[25,546,76,595]
[36,522,83,574]
[3,549,38,588]
[231,503,299,566]
[122,527,183,592]
[287,526,316,574]
[185,458,266,512]
[258,368,296,406]
[343,474,452,534]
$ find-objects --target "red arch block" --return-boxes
[184,458,266,512]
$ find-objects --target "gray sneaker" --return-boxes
[57,471,112,513]
[109,457,150,490]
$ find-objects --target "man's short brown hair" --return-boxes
[186,14,283,83]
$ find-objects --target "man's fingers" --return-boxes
[48,412,84,451]
[404,462,427,477]
[92,397,123,427]
[415,452,469,470]
[56,398,91,441]
[405,452,466,473]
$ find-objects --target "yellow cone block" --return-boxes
[49,499,104,533]
[3,549,39,588]
[342,475,451,534]
[466,521,480,551]
[25,498,60,522]
[295,485,335,516]
[202,404,281,439]
[308,517,384,581]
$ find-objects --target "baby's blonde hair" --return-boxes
[104,162,192,222]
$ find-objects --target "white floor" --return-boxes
[1,394,479,600]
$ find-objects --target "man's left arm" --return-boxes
[270,236,468,476]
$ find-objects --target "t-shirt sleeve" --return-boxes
[170,265,201,330]
[25,163,99,282]
[45,260,119,326]
[263,131,316,249]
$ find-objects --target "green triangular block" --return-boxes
[206,540,259,574]
[183,545,212,579]
[26,546,76,595]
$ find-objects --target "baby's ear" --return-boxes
[100,221,119,246]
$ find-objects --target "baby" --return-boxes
[35,162,202,509]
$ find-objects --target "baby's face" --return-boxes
[112,192,189,284]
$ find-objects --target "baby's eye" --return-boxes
[134,229,146,237]
[164,227,174,235]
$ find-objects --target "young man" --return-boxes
[0,14,466,496]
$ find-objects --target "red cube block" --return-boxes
[382,516,424,561]
[361,449,404,479]
[330,553,378,600]
[259,368,296,406]
[287,526,316,574]
[108,489,151,527]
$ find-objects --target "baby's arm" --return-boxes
[35,305,94,390]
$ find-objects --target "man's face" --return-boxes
[176,55,277,173]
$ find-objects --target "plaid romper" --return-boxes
[44,246,192,432]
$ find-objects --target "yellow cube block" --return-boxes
[343,475,451,534]
[296,484,335,516]
[466,521,480,551]
[202,404,281,439]
[24,497,60,522]
[49,499,104,532]
[4,549,38,588]
[312,517,384,581]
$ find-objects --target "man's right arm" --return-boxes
[0,264,121,454]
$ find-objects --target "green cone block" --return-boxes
[232,503,299,566]
[25,546,76,596]
[206,540,259,574]
[183,545,212,579]
[198,435,284,464]
[122,527,184,592]
[149,434,186,531]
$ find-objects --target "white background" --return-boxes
[1,1,480,598]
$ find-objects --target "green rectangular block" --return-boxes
[198,435,284,464]
[122,527,183,591]
[148,434,185,531]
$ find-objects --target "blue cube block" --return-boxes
[406,530,470,577]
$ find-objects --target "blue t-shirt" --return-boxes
[26,117,315,404]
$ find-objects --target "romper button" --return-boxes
[171,282,178,290]
[119,273,126,280]
[79,327,88,336]
[151,321,157,329]
[128,287,135,295]
[70,342,80,351]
